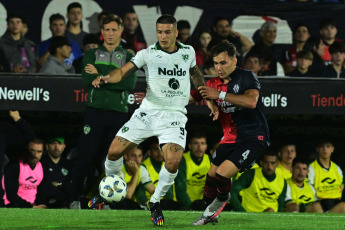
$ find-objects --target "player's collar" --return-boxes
[155,42,181,54]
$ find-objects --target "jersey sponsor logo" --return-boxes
[121,126,129,133]
[321,177,336,184]
[116,54,123,59]
[168,78,180,90]
[192,172,206,180]
[84,125,91,134]
[182,54,189,62]
[134,113,149,125]
[156,55,162,58]
[158,65,186,76]
[258,136,264,140]
[259,187,276,196]
[299,195,311,202]
[171,121,180,126]
[25,176,37,183]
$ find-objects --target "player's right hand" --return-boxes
[206,100,219,121]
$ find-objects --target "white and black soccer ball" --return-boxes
[99,174,127,203]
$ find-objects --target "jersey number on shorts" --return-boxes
[180,127,185,135]
[242,150,250,160]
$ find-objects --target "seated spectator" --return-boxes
[137,137,179,210]
[287,50,315,77]
[39,36,75,74]
[250,21,280,76]
[38,136,73,208]
[285,158,322,213]
[277,143,297,179]
[194,29,212,67]
[96,10,109,42]
[282,23,311,74]
[308,139,345,213]
[203,58,217,76]
[121,11,146,53]
[320,41,345,78]
[38,13,82,67]
[0,13,37,73]
[175,132,211,210]
[230,150,287,212]
[244,52,261,76]
[21,16,28,37]
[177,20,191,45]
[111,146,155,209]
[212,17,253,66]
[73,33,99,73]
[65,2,88,50]
[1,138,46,208]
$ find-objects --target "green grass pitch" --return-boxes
[0,208,345,229]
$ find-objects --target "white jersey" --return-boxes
[131,42,196,114]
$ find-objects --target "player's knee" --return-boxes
[164,159,180,173]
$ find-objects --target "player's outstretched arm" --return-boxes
[189,65,206,89]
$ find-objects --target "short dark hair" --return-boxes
[244,52,260,63]
[67,2,82,13]
[177,20,191,30]
[296,50,313,60]
[293,23,310,35]
[102,14,123,28]
[156,14,176,26]
[262,148,278,160]
[6,13,23,23]
[329,41,345,54]
[320,18,336,29]
[49,13,65,25]
[98,10,109,22]
[189,132,207,143]
[292,157,309,167]
[49,36,71,55]
[317,139,334,148]
[212,41,236,58]
[83,33,99,46]
[213,17,230,28]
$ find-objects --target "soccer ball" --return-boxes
[99,174,127,203]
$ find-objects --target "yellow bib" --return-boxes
[286,178,316,204]
[277,163,292,179]
[142,158,164,200]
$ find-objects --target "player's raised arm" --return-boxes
[92,62,137,87]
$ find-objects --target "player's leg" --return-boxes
[203,164,218,206]
[328,200,345,213]
[305,202,323,213]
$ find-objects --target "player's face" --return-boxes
[8,17,23,35]
[46,141,66,159]
[28,142,43,165]
[67,7,83,25]
[292,163,309,184]
[279,145,296,165]
[244,57,260,75]
[189,137,207,159]
[261,155,278,176]
[297,57,312,70]
[213,51,237,81]
[50,19,66,36]
[126,147,143,165]
[295,26,310,43]
[320,25,337,40]
[149,143,164,163]
[156,23,178,52]
[102,21,123,46]
[317,142,334,160]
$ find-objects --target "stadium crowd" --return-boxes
[0,2,345,216]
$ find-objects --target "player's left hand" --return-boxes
[198,86,220,100]
[206,100,219,121]
[85,64,98,74]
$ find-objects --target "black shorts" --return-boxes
[211,140,267,172]
[320,199,342,212]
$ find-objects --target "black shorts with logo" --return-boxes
[210,140,267,172]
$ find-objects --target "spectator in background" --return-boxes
[250,21,279,76]
[244,52,261,76]
[175,132,211,210]
[320,41,345,78]
[277,143,297,179]
[21,17,28,37]
[230,150,287,212]
[0,13,37,73]
[39,136,73,208]
[38,13,82,67]
[65,2,88,50]
[2,138,46,208]
[212,17,253,66]
[202,59,217,76]
[288,50,315,77]
[282,23,311,74]
[285,158,323,213]
[96,10,109,42]
[122,11,146,53]
[177,20,191,45]
[39,36,75,74]
[194,29,212,67]
[309,139,345,213]
[314,18,341,66]
[73,33,99,73]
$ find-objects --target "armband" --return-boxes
[219,91,227,101]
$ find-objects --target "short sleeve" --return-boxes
[308,165,315,186]
[190,46,197,68]
[131,49,147,69]
[140,165,152,185]
[244,71,261,91]
[285,183,292,203]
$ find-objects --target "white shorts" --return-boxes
[116,108,188,148]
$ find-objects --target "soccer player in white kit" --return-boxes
[91,14,217,226]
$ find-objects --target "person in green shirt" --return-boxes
[231,150,287,212]
[175,132,211,210]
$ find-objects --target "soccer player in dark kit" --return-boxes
[190,41,270,225]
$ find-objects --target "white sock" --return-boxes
[150,165,177,203]
[104,156,123,176]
